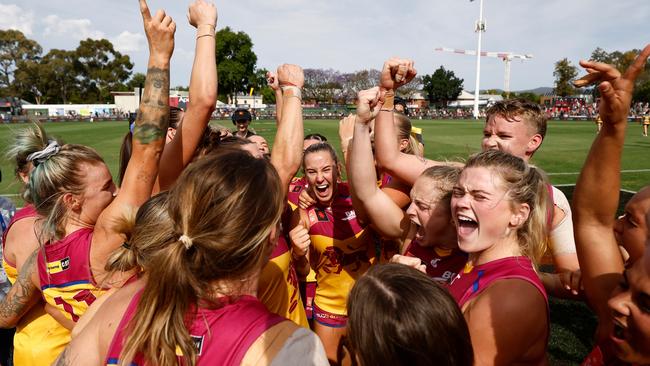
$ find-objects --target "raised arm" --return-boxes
[348,87,408,239]
[267,71,283,124]
[156,0,217,191]
[572,45,650,319]
[91,0,175,280]
[270,64,304,197]
[374,58,439,185]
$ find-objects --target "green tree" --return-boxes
[216,27,257,103]
[553,58,577,97]
[74,38,133,103]
[126,72,147,90]
[421,66,463,107]
[506,91,541,104]
[0,30,42,95]
[634,80,650,103]
[38,49,80,104]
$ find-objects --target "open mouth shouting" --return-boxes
[314,182,331,200]
[456,214,478,238]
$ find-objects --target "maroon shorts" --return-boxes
[313,303,348,328]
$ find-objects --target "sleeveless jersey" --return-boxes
[37,228,106,324]
[404,240,467,286]
[258,225,309,328]
[2,205,70,365]
[448,256,548,308]
[306,183,374,316]
[2,204,38,281]
[106,292,286,365]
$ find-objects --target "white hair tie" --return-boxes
[179,234,193,249]
[27,140,61,165]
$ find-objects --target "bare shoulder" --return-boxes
[470,279,547,320]
[465,279,548,364]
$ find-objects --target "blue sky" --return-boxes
[2,0,649,92]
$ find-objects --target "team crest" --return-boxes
[315,208,329,222]
[291,185,302,193]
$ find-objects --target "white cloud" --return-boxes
[0,4,35,35]
[42,14,104,40]
[111,31,145,53]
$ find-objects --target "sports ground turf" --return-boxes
[1,118,649,364]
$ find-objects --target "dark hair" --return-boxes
[118,131,133,186]
[346,264,473,366]
[302,142,339,171]
[304,133,328,142]
[169,106,184,129]
[120,107,183,186]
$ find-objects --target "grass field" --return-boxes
[1,118,648,365]
[2,118,650,195]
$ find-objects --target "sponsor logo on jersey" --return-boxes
[342,210,357,221]
[175,335,204,357]
[430,258,441,268]
[47,256,70,274]
[192,335,205,356]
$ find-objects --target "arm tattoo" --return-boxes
[0,249,38,326]
[133,66,170,145]
[133,123,166,144]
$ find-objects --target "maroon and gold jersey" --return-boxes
[448,256,548,309]
[258,223,308,328]
[306,182,374,316]
[37,228,106,324]
[404,240,467,286]
[106,292,286,365]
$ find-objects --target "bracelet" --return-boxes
[197,24,216,29]
[281,85,302,99]
[196,34,215,40]
[382,89,395,110]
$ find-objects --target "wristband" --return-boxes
[196,34,215,40]
[281,85,302,99]
[381,89,395,111]
[197,24,216,29]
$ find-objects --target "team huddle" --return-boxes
[0,1,650,365]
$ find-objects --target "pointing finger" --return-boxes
[139,0,152,22]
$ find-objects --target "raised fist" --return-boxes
[187,0,218,29]
[390,254,427,274]
[356,87,382,124]
[380,58,417,91]
[289,224,311,258]
[277,64,304,89]
[266,71,280,91]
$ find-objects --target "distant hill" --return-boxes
[515,87,554,95]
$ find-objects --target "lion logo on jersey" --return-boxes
[317,247,370,274]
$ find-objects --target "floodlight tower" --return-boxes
[435,48,533,98]
[472,0,486,119]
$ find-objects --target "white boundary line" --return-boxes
[553,183,637,194]
[549,169,650,176]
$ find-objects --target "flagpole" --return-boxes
[473,0,485,119]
